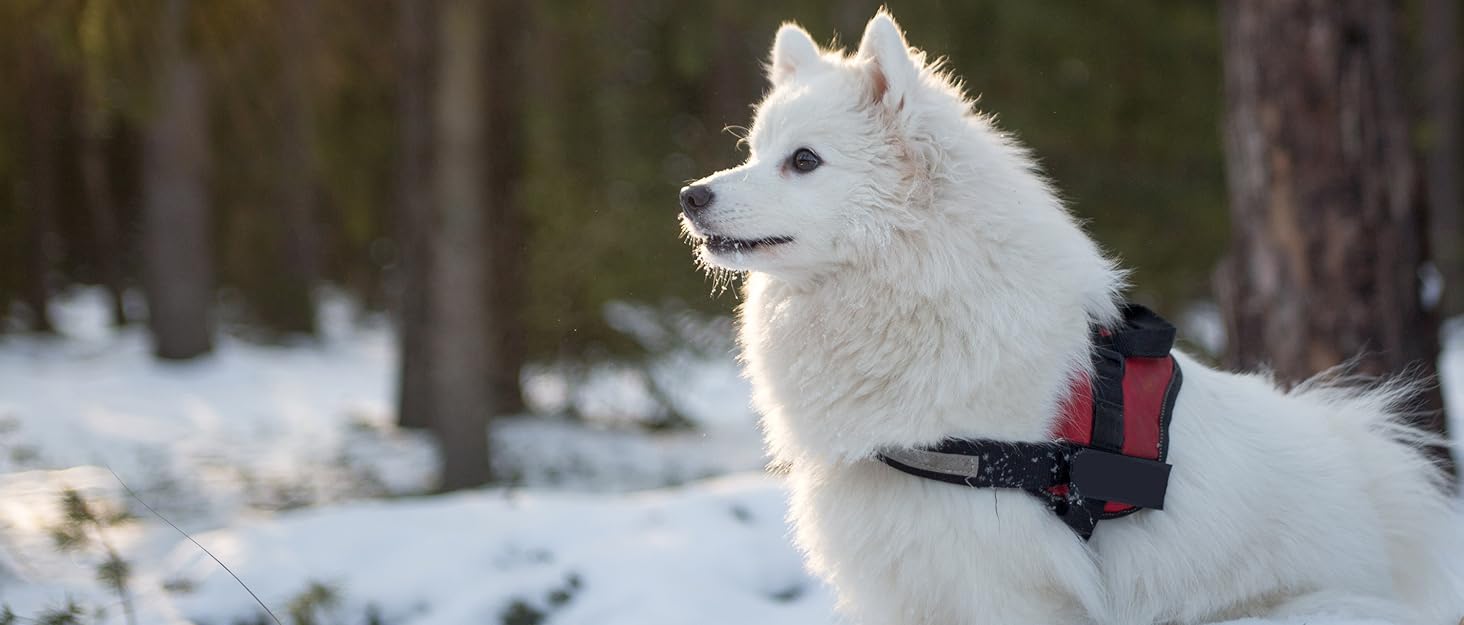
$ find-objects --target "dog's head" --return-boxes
[680,12,959,278]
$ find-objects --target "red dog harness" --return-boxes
[878,305,1183,539]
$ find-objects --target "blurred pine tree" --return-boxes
[0,0,1258,365]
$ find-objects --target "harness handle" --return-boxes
[1098,304,1177,358]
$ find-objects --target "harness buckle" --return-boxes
[1069,447,1171,510]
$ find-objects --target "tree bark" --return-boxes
[270,0,321,335]
[394,0,436,430]
[704,0,755,165]
[20,39,60,334]
[428,0,494,489]
[1422,0,1463,318]
[1218,0,1454,476]
[483,0,527,413]
[78,90,128,327]
[142,0,214,360]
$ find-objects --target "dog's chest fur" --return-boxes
[738,272,1113,623]
[739,271,1090,466]
[786,458,1102,624]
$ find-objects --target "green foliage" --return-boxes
[161,576,197,594]
[514,0,1228,358]
[546,572,582,608]
[364,604,385,625]
[61,489,98,525]
[230,613,276,625]
[285,581,340,625]
[500,571,581,625]
[45,489,136,625]
[499,599,545,625]
[51,489,98,553]
[0,0,1229,354]
[49,524,87,552]
[34,599,84,625]
[96,552,131,593]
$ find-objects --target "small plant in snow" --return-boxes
[499,572,582,625]
[48,489,136,625]
[363,604,385,625]
[31,598,86,625]
[285,581,341,625]
[0,414,40,469]
[1,597,110,625]
[161,575,197,594]
[498,600,544,625]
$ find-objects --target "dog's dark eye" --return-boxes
[789,148,821,173]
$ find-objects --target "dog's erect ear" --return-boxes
[769,23,822,86]
[856,11,920,109]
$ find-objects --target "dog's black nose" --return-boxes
[679,185,714,218]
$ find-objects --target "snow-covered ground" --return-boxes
[0,290,789,624]
[1,466,828,625]
[0,289,1461,625]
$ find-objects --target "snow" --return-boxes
[0,468,829,625]
[0,290,789,624]
[0,289,1459,625]
[0,291,433,520]
[163,474,830,625]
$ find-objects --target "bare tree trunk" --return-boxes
[271,0,321,335]
[78,93,128,327]
[395,0,436,430]
[142,0,213,360]
[1218,0,1454,477]
[703,0,755,165]
[1422,0,1463,318]
[429,0,493,489]
[483,0,526,413]
[21,39,59,334]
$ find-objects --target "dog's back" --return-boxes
[1095,354,1460,624]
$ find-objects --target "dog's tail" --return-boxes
[1291,368,1463,624]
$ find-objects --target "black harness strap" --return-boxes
[879,440,1076,491]
[876,304,1181,541]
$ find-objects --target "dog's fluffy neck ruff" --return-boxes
[740,110,1124,467]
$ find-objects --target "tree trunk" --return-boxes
[483,0,526,413]
[703,0,755,166]
[142,0,214,360]
[21,39,60,334]
[78,92,128,327]
[394,0,436,430]
[270,0,321,335]
[1422,0,1463,318]
[428,0,494,489]
[1218,0,1454,477]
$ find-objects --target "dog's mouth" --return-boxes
[698,234,794,254]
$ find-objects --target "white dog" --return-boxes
[679,10,1462,625]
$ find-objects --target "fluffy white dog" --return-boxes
[679,11,1461,625]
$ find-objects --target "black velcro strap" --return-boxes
[1069,448,1171,510]
[1089,347,1126,452]
[1103,304,1178,357]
